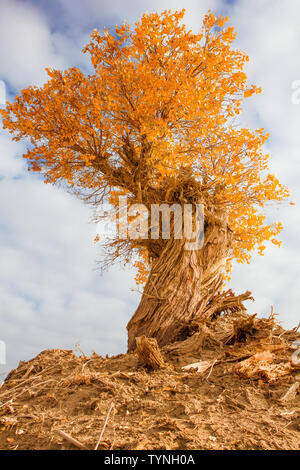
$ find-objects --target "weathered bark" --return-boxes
[127,208,233,351]
[135,335,165,370]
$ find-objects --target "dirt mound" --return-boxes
[0,312,299,450]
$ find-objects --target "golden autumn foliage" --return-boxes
[1,10,290,285]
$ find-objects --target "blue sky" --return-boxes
[0,0,300,378]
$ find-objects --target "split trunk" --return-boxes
[127,208,233,351]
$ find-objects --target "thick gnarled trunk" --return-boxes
[127,209,232,351]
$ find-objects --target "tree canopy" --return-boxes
[1,10,289,285]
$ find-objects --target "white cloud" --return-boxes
[0,0,67,88]
[224,0,300,329]
[0,131,26,176]
[0,170,140,375]
[56,0,222,29]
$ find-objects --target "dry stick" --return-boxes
[56,430,88,450]
[94,402,115,450]
[280,382,299,403]
[110,406,116,450]
[0,364,57,400]
[292,322,300,333]
[206,359,220,382]
[21,365,34,381]
[0,378,54,409]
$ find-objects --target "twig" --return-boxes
[95,402,115,450]
[0,379,54,409]
[206,359,220,381]
[0,365,56,400]
[81,359,93,371]
[56,429,88,450]
[280,382,299,403]
[21,365,34,381]
[110,406,116,450]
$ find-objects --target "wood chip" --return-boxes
[280,382,299,403]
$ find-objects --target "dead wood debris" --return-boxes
[135,335,165,370]
[56,429,88,450]
[280,381,299,403]
[233,351,292,384]
[182,360,212,374]
[163,309,299,385]
[0,313,299,450]
[200,289,254,321]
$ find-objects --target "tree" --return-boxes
[1,10,289,350]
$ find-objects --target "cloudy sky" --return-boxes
[0,0,299,377]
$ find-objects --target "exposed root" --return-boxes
[198,289,254,322]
